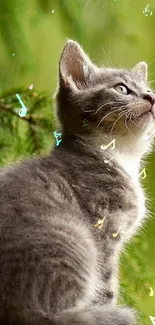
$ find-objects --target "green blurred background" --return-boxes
[0,0,155,323]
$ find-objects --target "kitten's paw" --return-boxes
[101,306,137,325]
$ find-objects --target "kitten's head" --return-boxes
[55,40,155,158]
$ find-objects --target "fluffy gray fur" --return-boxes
[0,40,155,325]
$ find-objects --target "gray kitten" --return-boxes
[0,40,155,325]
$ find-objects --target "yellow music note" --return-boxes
[101,139,115,151]
[139,168,146,180]
[149,287,154,297]
[112,226,121,238]
[94,216,106,229]
[149,316,155,325]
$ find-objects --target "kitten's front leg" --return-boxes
[92,212,134,307]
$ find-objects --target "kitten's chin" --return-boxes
[127,110,154,125]
[134,111,154,123]
[126,110,155,136]
[138,111,153,121]
[127,103,155,126]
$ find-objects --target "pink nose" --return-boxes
[143,94,155,106]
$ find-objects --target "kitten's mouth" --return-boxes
[127,104,155,121]
[138,110,152,118]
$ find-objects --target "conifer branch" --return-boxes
[0,88,56,159]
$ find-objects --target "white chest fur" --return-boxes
[114,151,146,228]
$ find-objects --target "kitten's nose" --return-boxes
[143,94,155,106]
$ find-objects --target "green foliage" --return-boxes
[0,0,34,72]
[120,234,155,324]
[0,88,55,164]
[0,0,87,73]
[58,0,87,42]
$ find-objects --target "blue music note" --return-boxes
[16,93,27,117]
[53,130,62,146]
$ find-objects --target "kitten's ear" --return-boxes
[59,40,96,89]
[132,62,147,81]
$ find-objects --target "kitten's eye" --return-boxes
[115,84,130,95]
[147,90,151,93]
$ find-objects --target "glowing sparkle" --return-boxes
[83,119,88,127]
[29,84,33,90]
[143,4,153,16]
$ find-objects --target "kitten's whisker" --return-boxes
[148,79,155,84]
[95,101,124,115]
[96,107,123,128]
[127,110,141,129]
[96,102,127,129]
[148,58,155,68]
[124,113,137,140]
[148,70,155,78]
[109,105,138,139]
[130,117,142,128]
[125,105,140,119]
[99,44,116,69]
[148,72,155,78]
[95,103,111,115]
[126,105,145,129]
[81,108,95,112]
[108,36,117,69]
[109,110,126,138]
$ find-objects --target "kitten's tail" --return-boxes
[11,304,136,325]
